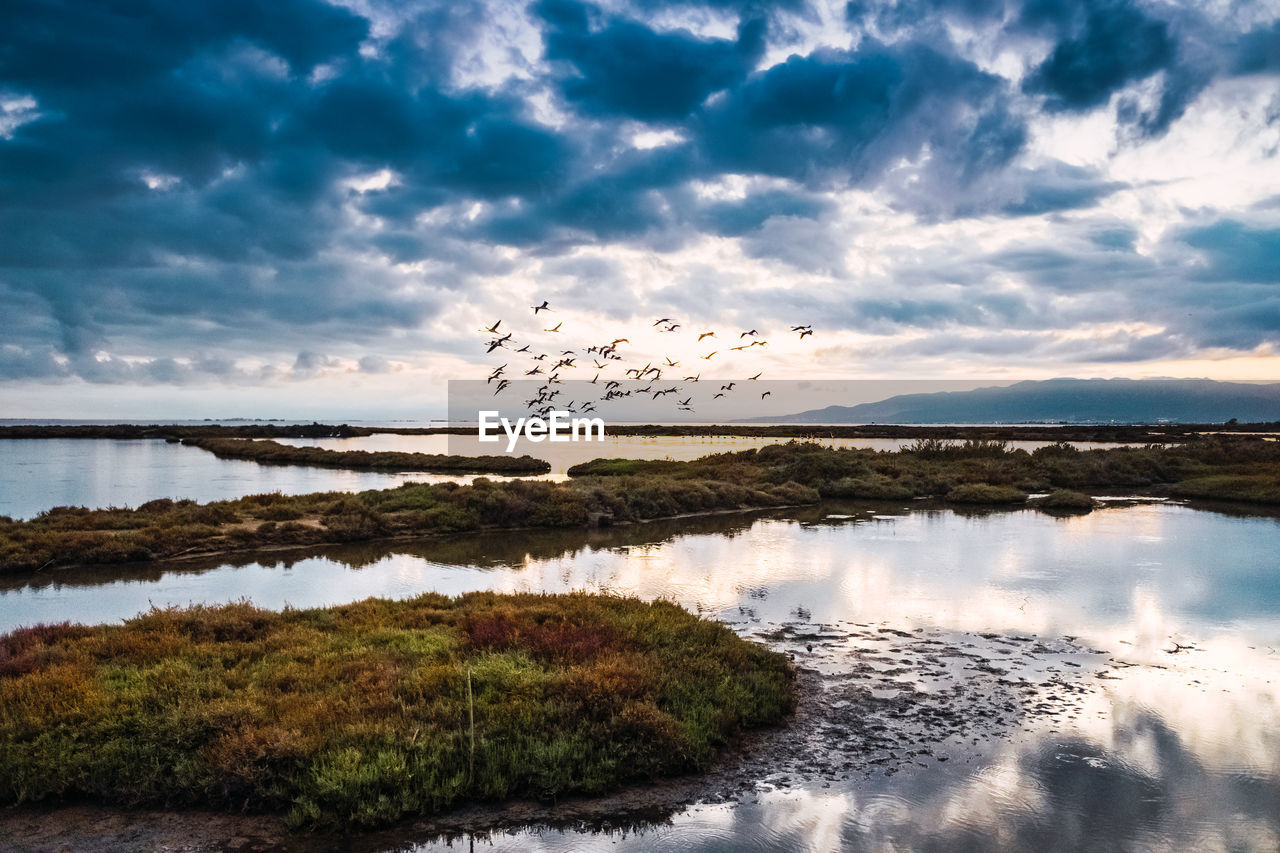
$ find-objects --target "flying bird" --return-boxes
[664,357,679,367]
[798,328,813,339]
[701,351,717,360]
[545,322,563,333]
[653,317,674,326]
[790,324,811,332]
[697,331,715,342]
[761,391,772,399]
[481,320,501,334]
[714,392,726,399]
[747,372,762,380]
[532,300,551,314]
[740,329,758,338]
[720,383,735,391]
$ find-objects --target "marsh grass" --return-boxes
[4,437,1280,573]
[181,437,550,474]
[0,593,793,828]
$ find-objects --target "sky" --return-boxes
[2,0,1279,419]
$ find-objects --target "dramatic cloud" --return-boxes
[1,0,1278,414]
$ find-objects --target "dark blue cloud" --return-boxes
[696,190,832,237]
[692,41,1024,189]
[536,0,766,121]
[1021,0,1173,112]
[1181,221,1280,284]
[1235,22,1280,75]
[1,0,1279,384]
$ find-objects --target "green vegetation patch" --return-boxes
[1038,489,1095,510]
[946,484,1029,504]
[6,437,1280,574]
[182,437,550,474]
[1171,474,1280,504]
[0,593,793,829]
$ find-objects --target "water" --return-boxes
[2,501,1278,850]
[0,439,509,520]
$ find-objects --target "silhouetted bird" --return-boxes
[545,322,562,332]
[698,331,715,342]
[701,351,717,360]
[740,330,758,338]
[532,301,551,314]
[747,372,762,380]
[761,391,772,399]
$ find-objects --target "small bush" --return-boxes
[1039,489,1094,510]
[947,484,1028,504]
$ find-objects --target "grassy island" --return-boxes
[179,437,550,474]
[0,592,794,828]
[2,437,1279,573]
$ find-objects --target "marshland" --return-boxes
[2,430,1280,850]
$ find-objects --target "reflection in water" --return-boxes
[0,438,503,520]
[2,502,1278,851]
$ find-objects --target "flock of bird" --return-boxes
[478,302,814,418]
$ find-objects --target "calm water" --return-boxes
[2,501,1278,851]
[0,439,515,520]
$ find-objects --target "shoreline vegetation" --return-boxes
[2,438,1279,574]
[2,420,1279,443]
[0,592,794,829]
[178,437,550,474]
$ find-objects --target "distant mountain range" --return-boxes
[746,379,1280,425]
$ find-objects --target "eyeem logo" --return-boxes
[477,410,606,453]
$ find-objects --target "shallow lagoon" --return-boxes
[2,501,1277,851]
